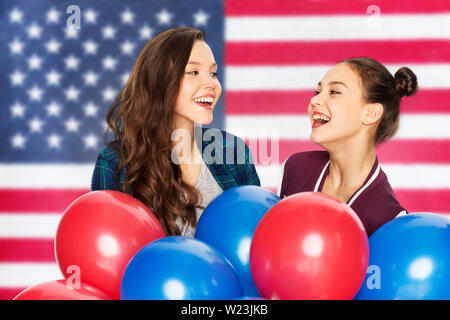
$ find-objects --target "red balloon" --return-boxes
[14,280,112,300]
[250,192,369,300]
[55,190,166,300]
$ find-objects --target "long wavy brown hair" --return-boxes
[106,27,205,235]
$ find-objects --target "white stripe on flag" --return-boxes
[225,65,450,90]
[0,164,94,188]
[226,114,450,139]
[226,14,450,41]
[0,214,61,238]
[0,263,62,288]
[256,164,450,190]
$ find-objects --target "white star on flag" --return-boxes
[28,85,44,101]
[65,117,81,133]
[156,9,173,25]
[9,8,23,23]
[65,55,80,70]
[84,102,99,117]
[11,133,27,148]
[27,23,42,39]
[46,101,61,117]
[84,71,100,86]
[45,38,62,54]
[46,8,60,24]
[11,102,26,118]
[84,9,98,24]
[46,70,62,86]
[121,9,135,24]
[28,54,43,70]
[83,40,99,55]
[9,38,24,55]
[47,133,62,149]
[10,70,26,86]
[64,85,80,101]
[28,117,44,133]
[84,133,99,149]
[102,25,116,39]
[194,10,209,26]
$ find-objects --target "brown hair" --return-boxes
[106,27,205,235]
[340,57,418,144]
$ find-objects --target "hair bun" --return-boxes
[394,67,418,97]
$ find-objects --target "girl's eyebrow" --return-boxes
[317,81,348,88]
[187,61,217,68]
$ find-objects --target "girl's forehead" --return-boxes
[320,63,360,87]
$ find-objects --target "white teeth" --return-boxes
[194,97,214,103]
[312,114,330,122]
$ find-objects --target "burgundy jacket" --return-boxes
[279,151,407,236]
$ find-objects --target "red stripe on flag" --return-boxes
[264,187,450,215]
[0,189,89,213]
[226,90,450,115]
[395,189,450,213]
[0,288,25,300]
[0,239,55,263]
[246,139,450,165]
[225,0,450,15]
[226,40,450,65]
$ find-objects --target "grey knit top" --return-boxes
[177,159,223,237]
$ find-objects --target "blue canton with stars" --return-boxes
[0,0,224,162]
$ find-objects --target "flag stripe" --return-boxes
[0,239,55,263]
[0,288,24,300]
[226,89,450,115]
[0,214,60,238]
[0,263,62,287]
[0,189,89,213]
[226,40,450,65]
[226,15,450,41]
[395,190,450,213]
[256,164,450,189]
[226,115,450,139]
[0,165,93,188]
[245,139,450,165]
[225,65,450,90]
[225,0,450,16]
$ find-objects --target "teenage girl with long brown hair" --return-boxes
[91,27,260,236]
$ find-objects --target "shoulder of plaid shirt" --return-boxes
[91,126,261,192]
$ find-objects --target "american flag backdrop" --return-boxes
[0,0,449,300]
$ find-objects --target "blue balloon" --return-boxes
[195,186,280,297]
[355,213,450,300]
[120,236,242,300]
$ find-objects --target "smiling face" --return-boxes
[174,40,222,126]
[308,62,378,148]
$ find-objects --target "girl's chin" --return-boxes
[193,115,213,126]
[310,134,329,147]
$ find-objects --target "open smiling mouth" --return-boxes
[311,111,330,128]
[194,96,214,110]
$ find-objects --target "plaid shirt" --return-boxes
[91,127,260,192]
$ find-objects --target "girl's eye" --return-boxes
[186,71,198,75]
[314,90,320,95]
[330,90,341,95]
[211,72,218,78]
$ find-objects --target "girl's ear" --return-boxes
[362,103,383,126]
